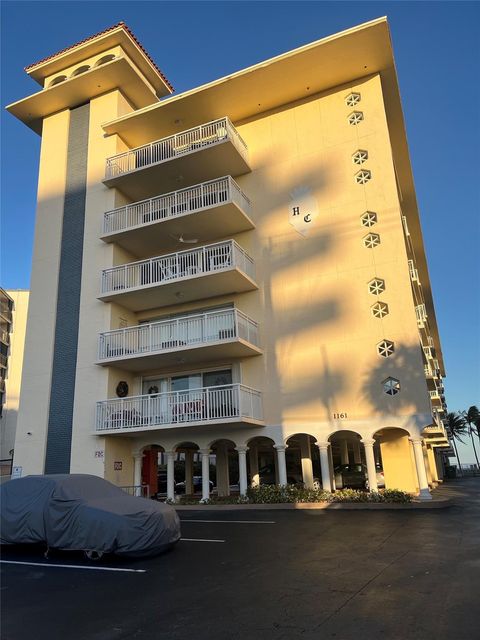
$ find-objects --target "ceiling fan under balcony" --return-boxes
[169,234,199,244]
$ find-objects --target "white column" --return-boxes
[236,446,248,496]
[353,439,362,464]
[361,439,378,492]
[274,444,288,485]
[133,451,143,497]
[328,445,336,490]
[300,435,314,489]
[200,448,211,502]
[317,442,332,492]
[185,449,194,495]
[340,439,349,465]
[249,443,259,487]
[166,450,175,501]
[411,438,432,500]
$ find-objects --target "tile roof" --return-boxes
[25,21,174,92]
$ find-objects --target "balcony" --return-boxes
[97,309,262,371]
[95,384,264,435]
[0,353,7,369]
[101,176,254,256]
[99,240,257,311]
[104,118,251,200]
[408,259,419,283]
[415,304,428,329]
[429,390,442,406]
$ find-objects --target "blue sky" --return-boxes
[1,1,479,462]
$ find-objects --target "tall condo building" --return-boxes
[7,18,450,500]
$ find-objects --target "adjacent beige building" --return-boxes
[0,289,29,476]
[7,19,449,500]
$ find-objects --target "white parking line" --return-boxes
[180,538,225,543]
[0,560,146,573]
[180,520,275,524]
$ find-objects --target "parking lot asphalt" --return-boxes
[2,477,480,640]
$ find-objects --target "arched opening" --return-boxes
[140,444,164,497]
[373,427,418,493]
[246,436,276,486]
[169,441,201,497]
[95,54,116,66]
[210,439,238,497]
[285,434,320,488]
[70,65,90,78]
[328,430,371,491]
[48,75,67,87]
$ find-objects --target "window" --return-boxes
[361,211,377,227]
[355,169,372,185]
[348,111,364,125]
[371,302,389,318]
[352,150,368,165]
[345,92,361,107]
[368,278,386,295]
[377,340,395,358]
[383,377,400,396]
[363,233,380,249]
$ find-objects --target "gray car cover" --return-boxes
[0,474,180,557]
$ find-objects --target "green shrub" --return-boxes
[163,485,413,505]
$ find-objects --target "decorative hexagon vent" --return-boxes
[352,150,368,165]
[383,377,400,395]
[361,211,378,227]
[345,92,361,107]
[348,111,364,125]
[377,340,395,358]
[368,278,385,295]
[355,169,372,185]
[363,233,380,249]
[371,302,389,318]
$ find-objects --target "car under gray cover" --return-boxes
[0,474,180,557]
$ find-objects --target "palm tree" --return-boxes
[463,406,480,469]
[444,412,468,475]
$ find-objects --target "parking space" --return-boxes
[2,479,480,640]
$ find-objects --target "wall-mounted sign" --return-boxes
[94,450,104,459]
[11,466,22,479]
[289,187,319,237]
[333,413,348,419]
[114,461,123,471]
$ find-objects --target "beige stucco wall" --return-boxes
[0,290,29,460]
[13,110,70,475]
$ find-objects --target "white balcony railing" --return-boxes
[415,303,428,328]
[101,240,255,295]
[95,384,263,431]
[408,259,419,283]
[103,176,251,235]
[98,309,259,361]
[105,118,248,180]
[423,346,435,360]
[429,390,441,401]
[424,365,434,377]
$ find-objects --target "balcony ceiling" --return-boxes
[97,339,262,371]
[103,141,251,201]
[98,268,258,312]
[95,416,265,437]
[101,200,254,256]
